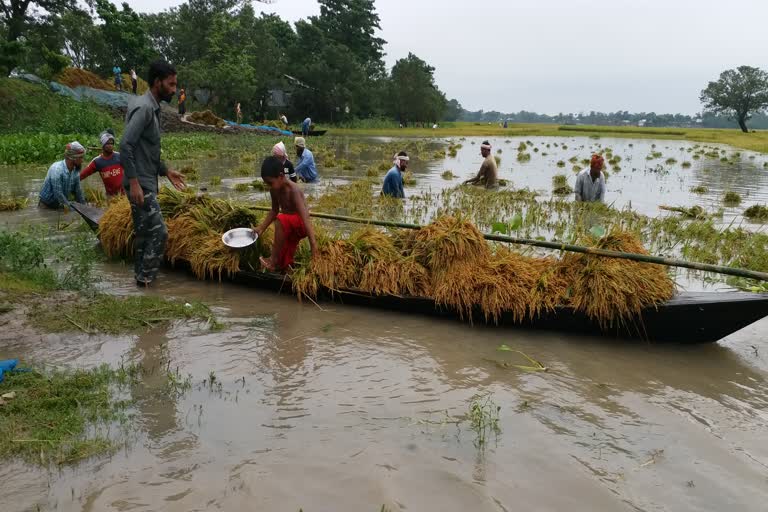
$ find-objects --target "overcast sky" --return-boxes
[120,0,767,115]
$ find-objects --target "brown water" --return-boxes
[2,136,768,511]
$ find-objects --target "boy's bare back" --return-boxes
[271,180,305,214]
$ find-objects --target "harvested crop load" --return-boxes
[187,110,226,128]
[96,191,675,329]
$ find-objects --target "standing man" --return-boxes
[301,117,311,137]
[575,154,606,203]
[280,113,288,127]
[272,141,298,182]
[113,65,122,91]
[130,68,138,94]
[80,131,124,198]
[463,141,498,189]
[178,87,186,116]
[236,102,243,124]
[121,60,186,287]
[39,142,87,209]
[294,137,318,183]
[382,151,408,199]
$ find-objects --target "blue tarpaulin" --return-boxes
[223,120,292,136]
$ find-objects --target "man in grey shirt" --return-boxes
[121,60,186,286]
[575,154,606,203]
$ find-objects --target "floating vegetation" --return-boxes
[497,149,503,154]
[234,183,250,192]
[517,142,527,151]
[494,155,502,165]
[723,191,742,206]
[572,165,583,173]
[233,166,252,177]
[690,185,708,194]
[651,151,663,159]
[659,205,707,220]
[378,161,392,172]
[665,158,678,165]
[252,180,268,191]
[533,148,539,153]
[210,176,222,186]
[341,160,355,170]
[681,161,692,168]
[433,151,446,160]
[498,179,509,187]
[180,166,199,181]
[402,171,417,186]
[744,205,768,221]
[556,160,566,167]
[517,152,531,162]
[441,171,457,180]
[366,167,379,177]
[0,195,29,211]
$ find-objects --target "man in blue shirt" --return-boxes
[39,142,87,209]
[301,117,311,136]
[382,151,408,199]
[294,137,318,182]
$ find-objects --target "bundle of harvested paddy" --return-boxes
[559,231,675,329]
[188,231,243,281]
[98,196,134,258]
[165,215,208,264]
[410,216,490,272]
[0,196,28,211]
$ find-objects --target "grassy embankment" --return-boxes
[330,122,768,154]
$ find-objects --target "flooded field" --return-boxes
[2,135,768,511]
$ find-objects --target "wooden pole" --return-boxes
[250,206,768,282]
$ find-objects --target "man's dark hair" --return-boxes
[147,60,177,87]
[482,140,490,147]
[397,151,408,157]
[261,156,284,179]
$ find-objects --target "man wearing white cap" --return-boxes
[80,131,125,197]
[382,151,408,199]
[294,137,318,182]
[463,140,498,189]
[39,141,87,209]
[272,141,297,182]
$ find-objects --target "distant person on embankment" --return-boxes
[254,156,318,272]
[272,141,298,182]
[130,68,138,94]
[178,88,186,116]
[381,151,408,199]
[463,140,498,189]
[575,154,606,203]
[280,114,288,127]
[301,117,312,136]
[294,137,318,183]
[236,102,243,124]
[113,65,122,91]
[121,59,187,287]
[80,131,125,198]
[38,142,87,209]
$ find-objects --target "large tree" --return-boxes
[388,53,447,124]
[700,66,768,133]
[1,0,73,74]
[94,0,154,71]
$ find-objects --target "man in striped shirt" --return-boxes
[80,132,125,197]
[39,142,87,209]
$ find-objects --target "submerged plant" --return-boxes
[234,183,250,192]
[690,185,708,194]
[0,195,29,211]
[441,170,457,180]
[467,394,501,447]
[744,205,768,221]
[723,191,742,206]
[210,176,222,186]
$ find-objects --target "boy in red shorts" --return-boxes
[255,156,318,271]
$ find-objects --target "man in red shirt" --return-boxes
[80,131,125,197]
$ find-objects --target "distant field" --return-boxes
[328,122,768,154]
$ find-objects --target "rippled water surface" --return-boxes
[2,135,768,511]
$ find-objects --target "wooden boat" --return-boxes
[72,203,768,344]
[292,130,327,136]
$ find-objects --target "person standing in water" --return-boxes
[463,141,498,189]
[80,131,125,198]
[121,60,187,287]
[382,151,408,199]
[574,154,606,203]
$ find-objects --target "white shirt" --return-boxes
[575,168,605,202]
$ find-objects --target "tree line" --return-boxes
[1,0,450,124]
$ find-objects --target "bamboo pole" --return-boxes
[250,206,768,282]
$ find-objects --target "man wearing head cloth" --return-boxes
[294,137,318,182]
[272,142,297,182]
[39,141,87,209]
[463,140,498,189]
[80,131,125,197]
[382,151,408,199]
[575,154,606,203]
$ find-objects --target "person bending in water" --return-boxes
[463,140,498,189]
[254,156,318,271]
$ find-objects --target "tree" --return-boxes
[1,0,74,74]
[443,98,463,122]
[94,0,154,72]
[388,53,447,124]
[60,8,105,69]
[314,0,385,78]
[700,66,768,133]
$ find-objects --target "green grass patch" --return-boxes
[0,364,138,465]
[33,295,220,334]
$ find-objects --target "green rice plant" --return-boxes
[402,171,417,186]
[0,195,29,211]
[681,161,692,169]
[366,167,379,177]
[210,176,222,186]
[690,185,708,194]
[517,152,531,162]
[517,142,527,151]
[665,158,678,165]
[251,180,268,191]
[234,183,250,192]
[494,155,502,165]
[572,165,583,173]
[497,149,503,154]
[441,170,457,180]
[744,205,768,221]
[467,394,501,448]
[723,191,742,205]
[233,166,252,177]
[556,160,566,167]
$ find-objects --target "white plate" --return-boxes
[222,228,258,249]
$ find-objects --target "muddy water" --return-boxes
[2,136,768,511]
